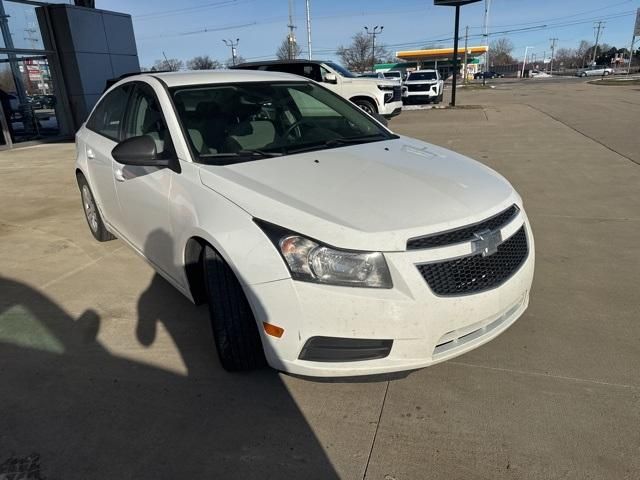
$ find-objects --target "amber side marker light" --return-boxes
[263,322,285,338]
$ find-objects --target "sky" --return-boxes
[96,0,640,68]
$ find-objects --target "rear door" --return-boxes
[83,84,132,229]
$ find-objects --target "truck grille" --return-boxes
[407,205,519,250]
[417,226,528,296]
[407,83,433,92]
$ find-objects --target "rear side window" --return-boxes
[86,84,131,141]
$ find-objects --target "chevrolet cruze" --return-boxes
[75,70,535,377]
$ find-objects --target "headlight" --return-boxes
[256,221,393,288]
[377,84,395,91]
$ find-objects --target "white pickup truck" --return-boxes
[234,60,403,118]
[403,69,445,104]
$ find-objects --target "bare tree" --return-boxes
[336,31,392,73]
[575,40,591,67]
[151,58,183,72]
[187,55,221,70]
[226,55,246,67]
[276,37,303,60]
[489,38,515,65]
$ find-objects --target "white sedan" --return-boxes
[76,70,534,377]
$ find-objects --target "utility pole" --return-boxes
[364,25,383,72]
[482,0,492,70]
[463,25,469,84]
[549,38,558,75]
[450,5,461,106]
[522,46,533,78]
[592,21,605,65]
[223,38,240,66]
[287,0,297,60]
[305,0,312,60]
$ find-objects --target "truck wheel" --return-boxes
[202,245,266,371]
[354,99,377,115]
[77,173,115,242]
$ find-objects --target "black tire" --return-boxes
[77,174,115,242]
[353,98,377,115]
[202,245,266,371]
[603,70,610,76]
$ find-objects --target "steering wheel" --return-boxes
[282,119,316,140]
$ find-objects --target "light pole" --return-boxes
[364,25,383,72]
[521,46,533,78]
[223,38,240,66]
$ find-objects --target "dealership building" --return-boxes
[0,0,139,149]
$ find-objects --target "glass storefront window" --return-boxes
[0,53,61,143]
[0,1,46,50]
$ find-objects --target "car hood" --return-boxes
[198,136,519,251]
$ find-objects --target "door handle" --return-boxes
[114,168,125,182]
[86,148,96,160]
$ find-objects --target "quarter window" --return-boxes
[86,85,131,141]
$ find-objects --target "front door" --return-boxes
[113,82,178,281]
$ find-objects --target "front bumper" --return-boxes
[247,211,535,377]
[378,100,403,116]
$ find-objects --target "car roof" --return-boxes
[410,69,437,73]
[234,59,329,67]
[113,69,309,88]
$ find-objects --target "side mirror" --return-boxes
[372,112,388,127]
[324,73,338,84]
[112,135,170,167]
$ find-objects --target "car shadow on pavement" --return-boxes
[0,272,340,479]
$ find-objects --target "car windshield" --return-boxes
[324,62,356,78]
[384,72,401,78]
[170,81,395,164]
[408,72,437,81]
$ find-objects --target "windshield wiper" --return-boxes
[286,134,390,154]
[199,149,283,163]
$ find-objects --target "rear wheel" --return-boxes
[202,245,266,371]
[77,174,115,242]
[603,70,610,76]
[353,98,377,115]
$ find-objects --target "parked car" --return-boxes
[233,59,403,118]
[76,70,535,377]
[403,69,445,104]
[474,71,504,79]
[576,65,613,77]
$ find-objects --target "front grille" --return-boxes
[417,226,528,296]
[407,205,519,250]
[407,83,433,92]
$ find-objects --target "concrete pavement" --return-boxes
[1,80,639,479]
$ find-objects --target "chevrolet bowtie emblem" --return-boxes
[472,228,502,257]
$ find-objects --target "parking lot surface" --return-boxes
[1,80,639,479]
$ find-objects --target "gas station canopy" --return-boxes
[395,45,488,63]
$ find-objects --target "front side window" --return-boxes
[323,62,356,78]
[87,84,131,141]
[123,84,172,156]
[171,81,395,163]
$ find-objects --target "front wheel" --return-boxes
[581,72,587,77]
[354,99,377,115]
[202,246,266,371]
